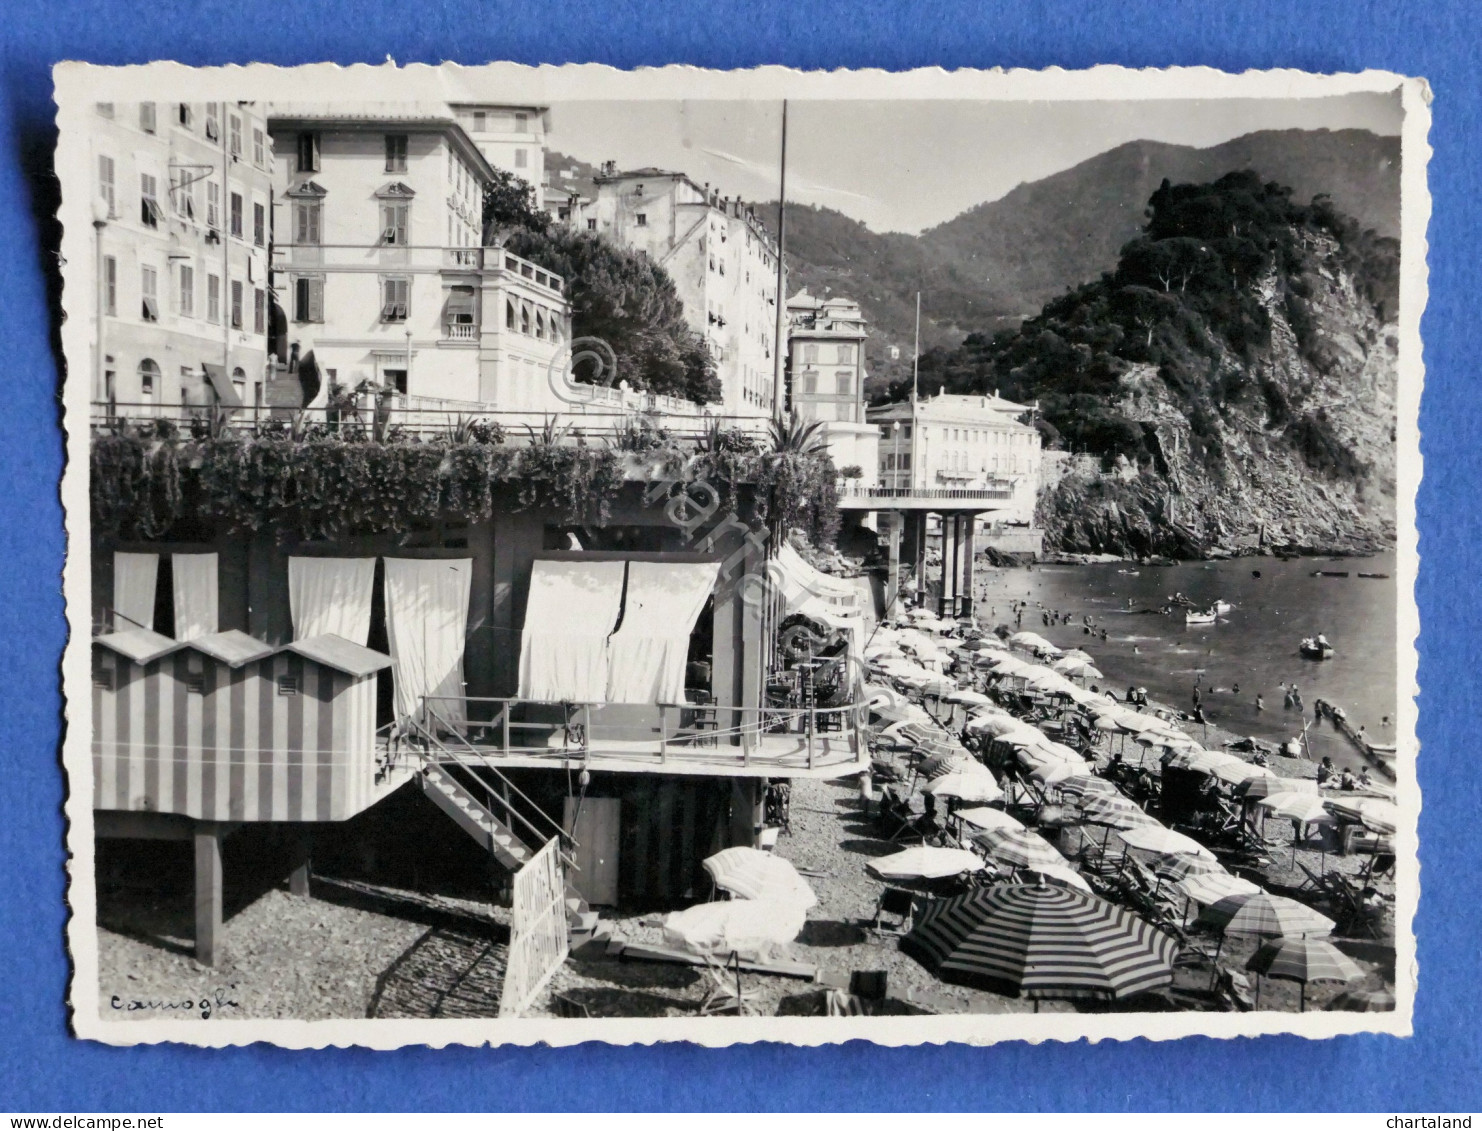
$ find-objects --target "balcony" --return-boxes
[442,322,479,342]
[837,482,1016,511]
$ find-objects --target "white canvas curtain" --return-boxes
[112,552,158,632]
[171,553,218,641]
[606,562,719,705]
[518,560,627,702]
[385,558,472,726]
[288,556,376,644]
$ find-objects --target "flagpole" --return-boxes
[912,290,921,404]
[771,99,789,423]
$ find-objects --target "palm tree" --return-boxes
[768,413,827,458]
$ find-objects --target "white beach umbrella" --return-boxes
[867,846,986,882]
[955,806,1025,833]
[922,770,1004,803]
[1117,825,1219,860]
[662,899,807,962]
[943,687,993,707]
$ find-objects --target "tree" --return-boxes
[503,225,722,405]
[481,169,550,240]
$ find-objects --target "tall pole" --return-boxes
[912,290,921,404]
[771,100,789,423]
[221,103,231,396]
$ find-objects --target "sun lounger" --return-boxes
[870,887,918,936]
[697,951,762,1016]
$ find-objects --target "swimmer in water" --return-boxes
[1233,683,1240,695]
[1256,694,1265,711]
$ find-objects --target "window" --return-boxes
[178,103,192,129]
[803,374,818,395]
[472,111,486,132]
[253,287,265,334]
[635,212,647,227]
[177,264,194,318]
[515,111,528,131]
[98,155,115,216]
[207,274,220,323]
[380,277,409,322]
[385,134,408,173]
[534,310,545,340]
[252,128,265,167]
[205,180,220,229]
[837,343,855,364]
[229,192,243,238]
[140,266,159,321]
[230,280,243,329]
[506,299,515,329]
[836,372,852,395]
[293,200,321,245]
[171,172,192,219]
[383,369,408,395]
[520,302,530,334]
[253,201,266,246]
[181,367,195,408]
[379,200,408,245]
[232,367,247,402]
[900,454,912,470]
[139,173,162,227]
[228,114,242,158]
[903,425,912,439]
[802,343,818,365]
[205,105,219,140]
[586,218,597,231]
[138,359,159,397]
[514,148,528,169]
[445,285,476,327]
[296,132,319,173]
[293,276,324,323]
[139,102,156,133]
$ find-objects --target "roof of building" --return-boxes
[284,634,394,678]
[186,630,278,669]
[94,629,182,666]
[265,104,499,184]
[868,391,1038,428]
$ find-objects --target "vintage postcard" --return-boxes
[55,62,1427,1048]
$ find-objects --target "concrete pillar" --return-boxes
[913,511,928,604]
[194,822,224,967]
[960,514,978,618]
[885,510,902,616]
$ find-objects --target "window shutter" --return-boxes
[309,278,324,323]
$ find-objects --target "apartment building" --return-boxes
[589,166,781,420]
[448,103,549,208]
[868,392,1044,523]
[787,289,879,487]
[266,107,571,410]
[83,100,273,415]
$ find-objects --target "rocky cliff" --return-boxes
[1037,236,1397,558]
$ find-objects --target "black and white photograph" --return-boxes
[55,63,1425,1047]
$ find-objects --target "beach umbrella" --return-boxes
[1078,793,1159,830]
[1151,853,1227,883]
[1078,666,1105,681]
[1066,686,1109,709]
[943,687,993,708]
[1211,760,1278,787]
[1029,762,1096,788]
[1236,775,1317,801]
[901,883,1178,1002]
[866,846,985,883]
[702,847,818,909]
[1325,987,1396,1013]
[1118,825,1219,860]
[1198,892,1335,940]
[916,751,972,780]
[922,769,1004,804]
[964,712,1021,737]
[1175,871,1262,907]
[1051,657,1092,676]
[1357,799,1399,836]
[1022,863,1093,893]
[1062,649,1095,663]
[973,827,1066,871]
[955,806,1024,833]
[1057,775,1122,801]
[662,899,808,963]
[1246,936,1365,1010]
[1257,791,1333,824]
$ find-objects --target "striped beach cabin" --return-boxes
[91,628,392,824]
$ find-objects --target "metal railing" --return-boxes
[408,694,868,772]
[89,400,774,443]
[270,244,565,294]
[839,484,1016,502]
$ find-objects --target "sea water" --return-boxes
[973,551,1401,769]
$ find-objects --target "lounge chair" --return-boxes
[870,887,918,936]
[697,951,761,1016]
[825,989,869,1016]
[552,993,591,1019]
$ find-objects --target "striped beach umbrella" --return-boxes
[1118,825,1219,860]
[1198,892,1335,939]
[1236,775,1317,801]
[1057,775,1121,800]
[1211,760,1278,787]
[702,848,818,909]
[1257,791,1333,824]
[901,883,1179,1002]
[1246,937,1365,1010]
[1151,852,1227,883]
[917,751,972,780]
[1175,871,1262,906]
[1325,986,1396,1013]
[973,827,1065,871]
[1029,762,1095,788]
[1077,793,1159,830]
[955,806,1024,833]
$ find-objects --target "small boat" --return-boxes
[1299,638,1335,660]
[1310,570,1350,578]
[1358,572,1391,579]
[1212,600,1234,615]
[1185,610,1216,626]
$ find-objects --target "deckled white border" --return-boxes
[54,61,1429,1050]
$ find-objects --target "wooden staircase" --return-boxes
[418,760,535,872]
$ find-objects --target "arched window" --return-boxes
[137,358,160,400]
[231,366,246,395]
[506,300,516,330]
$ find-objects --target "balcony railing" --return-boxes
[270,244,564,294]
[839,483,1015,502]
[442,322,479,342]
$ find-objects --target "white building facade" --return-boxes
[590,167,780,421]
[267,109,572,413]
[447,103,549,209]
[81,100,274,417]
[786,290,879,488]
[868,393,1043,524]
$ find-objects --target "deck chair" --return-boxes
[1214,967,1256,1012]
[552,993,591,1019]
[697,951,761,1016]
[871,887,917,936]
[826,988,868,1016]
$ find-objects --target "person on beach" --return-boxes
[1339,767,1358,791]
[1256,693,1265,711]
[1358,767,1374,788]
[1192,686,1202,709]
[1317,756,1336,785]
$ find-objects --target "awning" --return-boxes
[518,559,627,702]
[202,362,243,408]
[606,561,719,704]
[774,544,860,614]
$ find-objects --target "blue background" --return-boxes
[0,0,1477,1112]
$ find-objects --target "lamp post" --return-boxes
[92,199,108,408]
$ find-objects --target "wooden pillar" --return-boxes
[287,828,312,898]
[194,822,224,967]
